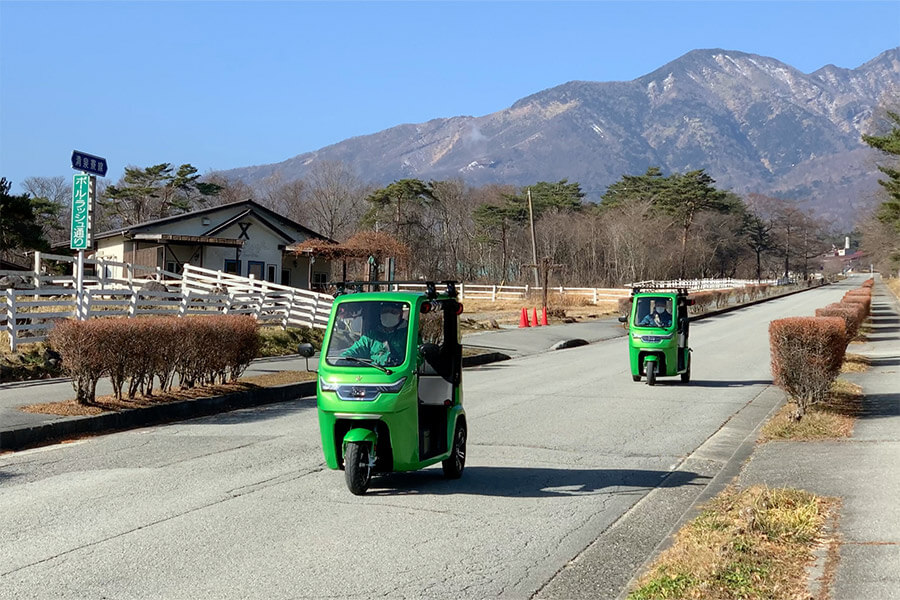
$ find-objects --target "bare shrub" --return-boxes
[689,291,715,314]
[48,320,107,405]
[769,317,847,419]
[222,315,260,381]
[841,294,871,316]
[816,304,863,342]
[617,296,632,320]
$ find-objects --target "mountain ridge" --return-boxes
[218,47,900,228]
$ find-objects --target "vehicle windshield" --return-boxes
[325,300,411,368]
[634,296,674,329]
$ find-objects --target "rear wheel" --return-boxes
[344,442,372,495]
[646,361,656,386]
[632,374,641,382]
[442,420,467,479]
[680,361,691,383]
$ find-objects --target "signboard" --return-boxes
[71,150,108,177]
[71,173,92,250]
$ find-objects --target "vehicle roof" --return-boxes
[333,291,448,303]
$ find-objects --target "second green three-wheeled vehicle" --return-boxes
[619,287,693,385]
[299,281,466,495]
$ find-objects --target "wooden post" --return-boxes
[5,291,16,352]
[33,251,41,289]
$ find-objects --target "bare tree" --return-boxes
[22,176,70,244]
[305,160,368,241]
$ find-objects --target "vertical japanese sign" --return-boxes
[71,173,92,249]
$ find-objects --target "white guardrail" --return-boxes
[1,254,334,351]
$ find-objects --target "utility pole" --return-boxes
[523,257,564,311]
[527,188,539,287]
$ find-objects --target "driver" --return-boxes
[341,303,408,366]
[639,300,672,328]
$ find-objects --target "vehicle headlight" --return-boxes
[375,377,407,393]
[319,378,339,391]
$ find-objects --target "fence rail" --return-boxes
[2,256,334,351]
[390,282,631,302]
[3,251,800,352]
[628,278,782,290]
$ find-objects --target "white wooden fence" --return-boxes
[628,278,781,290]
[390,282,631,303]
[1,254,333,351]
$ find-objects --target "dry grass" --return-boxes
[629,485,837,600]
[840,353,870,373]
[461,298,619,327]
[19,371,315,417]
[760,379,863,441]
[886,277,900,300]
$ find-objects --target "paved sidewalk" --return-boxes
[737,278,900,599]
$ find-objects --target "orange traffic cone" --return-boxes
[541,306,549,326]
[533,307,540,327]
[519,307,530,328]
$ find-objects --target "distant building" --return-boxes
[88,199,334,289]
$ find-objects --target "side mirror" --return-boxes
[297,343,316,372]
[617,315,628,323]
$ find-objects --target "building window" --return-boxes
[166,261,177,274]
[247,261,265,280]
[267,265,277,283]
[312,272,327,290]
[281,269,291,286]
[224,260,241,275]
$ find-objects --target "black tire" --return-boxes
[632,374,641,382]
[680,361,691,383]
[442,420,467,479]
[344,442,372,495]
[646,361,656,386]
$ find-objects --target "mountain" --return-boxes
[218,48,900,229]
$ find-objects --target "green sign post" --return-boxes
[70,173,92,250]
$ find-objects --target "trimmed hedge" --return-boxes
[49,315,260,405]
[769,316,847,417]
[815,302,865,341]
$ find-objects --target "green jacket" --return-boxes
[341,325,408,366]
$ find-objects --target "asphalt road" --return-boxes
[0,281,853,599]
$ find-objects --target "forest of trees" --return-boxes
[4,159,845,287]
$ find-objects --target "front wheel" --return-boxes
[344,442,372,495]
[442,420,467,479]
[646,361,657,386]
[632,374,641,382]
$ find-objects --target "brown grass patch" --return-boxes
[886,277,900,300]
[461,298,618,327]
[760,379,863,441]
[840,353,869,373]
[19,371,315,416]
[629,485,837,600]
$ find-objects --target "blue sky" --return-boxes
[1,1,898,190]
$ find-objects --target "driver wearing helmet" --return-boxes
[341,302,408,366]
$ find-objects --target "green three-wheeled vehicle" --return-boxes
[299,281,467,495]
[619,287,693,385]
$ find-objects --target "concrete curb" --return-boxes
[0,381,317,452]
[1,353,514,452]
